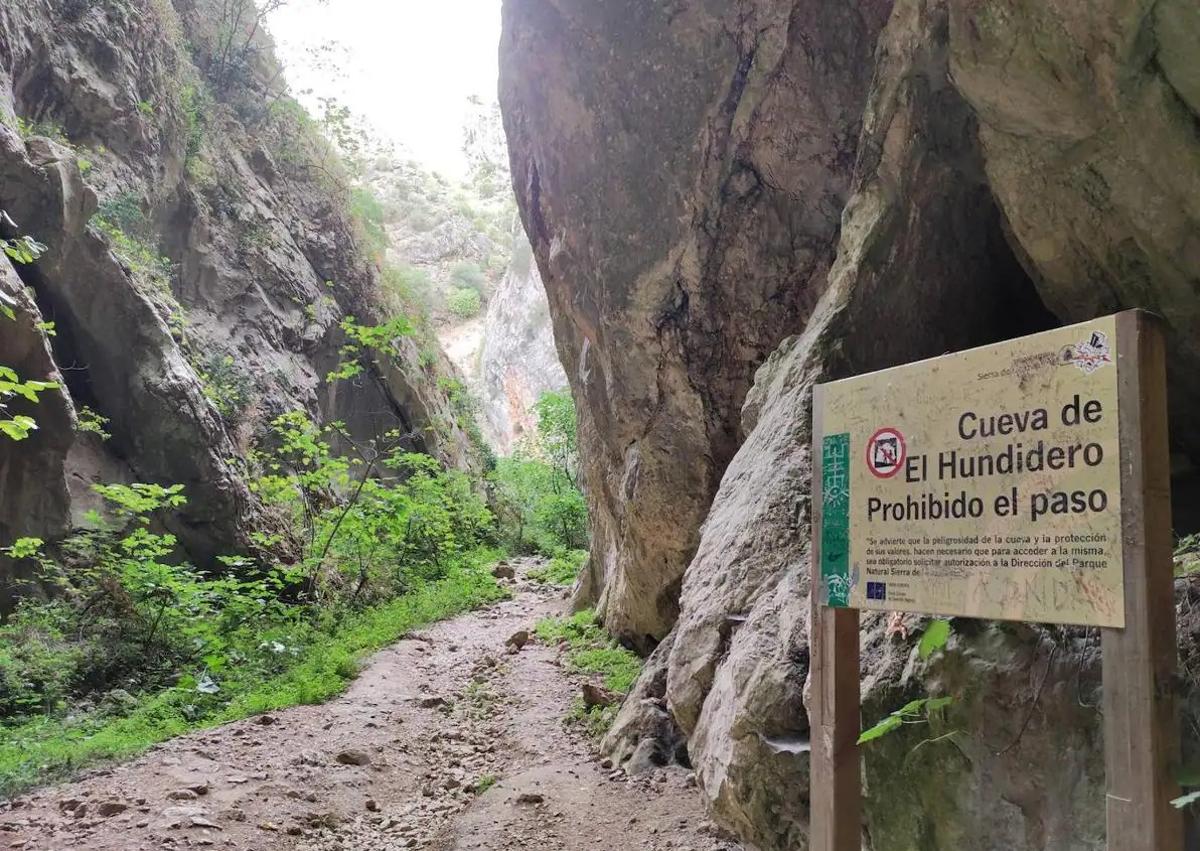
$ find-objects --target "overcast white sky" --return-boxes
[267,0,502,177]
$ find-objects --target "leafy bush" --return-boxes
[194,353,254,424]
[490,391,587,553]
[450,261,487,293]
[447,287,482,319]
[0,365,58,441]
[91,195,173,294]
[250,411,492,603]
[326,315,415,382]
[0,484,290,721]
[528,549,586,586]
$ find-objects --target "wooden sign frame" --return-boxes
[809,310,1182,850]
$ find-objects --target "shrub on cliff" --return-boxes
[0,411,501,793]
[490,391,588,553]
[448,286,483,318]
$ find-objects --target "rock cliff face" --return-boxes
[0,0,479,599]
[477,248,567,454]
[502,0,1200,847]
[501,0,893,648]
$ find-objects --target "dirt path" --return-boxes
[1,559,741,851]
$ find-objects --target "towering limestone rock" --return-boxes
[477,245,567,454]
[0,0,480,597]
[500,0,893,648]
[503,0,1200,846]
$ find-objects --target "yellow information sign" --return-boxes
[813,314,1124,627]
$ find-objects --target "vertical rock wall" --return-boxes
[477,249,567,454]
[500,0,892,648]
[503,0,1200,846]
[0,0,481,596]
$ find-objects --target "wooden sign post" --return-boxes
[810,311,1181,850]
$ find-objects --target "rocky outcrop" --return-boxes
[503,0,1200,846]
[501,0,893,648]
[0,0,480,596]
[477,249,566,453]
[0,258,73,609]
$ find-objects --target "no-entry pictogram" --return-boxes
[865,426,905,478]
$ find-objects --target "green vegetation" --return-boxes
[0,551,503,797]
[380,263,435,316]
[451,261,487,293]
[490,391,587,553]
[528,548,587,586]
[473,773,499,793]
[1174,532,1200,576]
[327,314,415,382]
[448,286,483,318]
[0,234,58,442]
[0,408,504,795]
[0,365,57,442]
[349,185,389,263]
[1,235,47,266]
[90,193,174,295]
[74,405,112,440]
[194,352,255,424]
[858,618,955,746]
[535,609,641,738]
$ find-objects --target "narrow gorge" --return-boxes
[0,0,1199,850]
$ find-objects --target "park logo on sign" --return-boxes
[865,427,905,479]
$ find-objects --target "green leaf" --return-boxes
[857,714,903,744]
[893,698,929,717]
[919,619,952,660]
[925,696,954,713]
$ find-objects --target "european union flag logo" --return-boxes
[866,581,887,601]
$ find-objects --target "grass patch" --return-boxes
[1175,532,1200,577]
[472,772,498,793]
[535,609,641,737]
[0,550,506,798]
[527,549,586,587]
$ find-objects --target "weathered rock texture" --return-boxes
[477,249,567,453]
[501,0,893,648]
[0,0,479,596]
[503,0,1200,846]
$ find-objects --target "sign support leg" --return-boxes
[809,597,861,850]
[1102,311,1182,850]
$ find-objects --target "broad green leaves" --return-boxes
[0,366,59,441]
[1,235,47,265]
[327,315,415,382]
[858,618,955,746]
[919,618,952,659]
[92,482,187,520]
[0,227,57,441]
[858,695,955,745]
